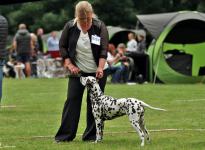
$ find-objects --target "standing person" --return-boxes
[126,32,137,52]
[136,30,146,53]
[47,31,60,58]
[30,33,38,55]
[13,23,32,77]
[36,28,44,54]
[30,33,38,77]
[55,1,109,142]
[0,15,8,104]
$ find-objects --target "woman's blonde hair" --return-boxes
[75,1,93,18]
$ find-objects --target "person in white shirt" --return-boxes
[47,31,60,58]
[126,32,137,52]
[55,1,109,143]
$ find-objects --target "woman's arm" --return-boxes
[96,21,109,78]
[59,22,70,60]
[99,21,109,59]
[96,58,106,79]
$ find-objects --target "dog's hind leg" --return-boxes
[101,120,104,140]
[128,114,145,146]
[139,113,150,142]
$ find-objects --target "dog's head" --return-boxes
[80,76,97,87]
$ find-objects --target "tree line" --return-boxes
[0,0,205,34]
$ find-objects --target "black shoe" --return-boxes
[55,139,72,143]
[55,140,61,144]
[82,137,96,142]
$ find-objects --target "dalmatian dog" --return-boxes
[80,76,166,146]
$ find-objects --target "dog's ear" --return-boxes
[80,76,87,86]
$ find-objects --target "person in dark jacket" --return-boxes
[13,23,32,77]
[55,1,109,142]
[136,30,146,53]
[36,27,44,54]
[0,15,8,103]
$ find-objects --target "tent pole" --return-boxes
[153,44,162,84]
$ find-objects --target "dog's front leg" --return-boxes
[95,118,103,143]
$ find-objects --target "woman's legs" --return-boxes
[55,77,85,141]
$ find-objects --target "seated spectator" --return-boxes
[107,44,123,83]
[107,44,116,64]
[126,32,137,52]
[117,43,131,82]
[125,30,147,82]
[107,43,131,83]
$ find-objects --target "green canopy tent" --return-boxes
[137,11,205,83]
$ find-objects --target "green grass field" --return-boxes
[0,78,205,150]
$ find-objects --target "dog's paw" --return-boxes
[94,139,102,143]
[94,140,98,143]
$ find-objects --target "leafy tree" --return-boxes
[197,0,205,12]
[0,0,204,36]
[93,0,136,28]
[171,0,199,11]
[133,0,165,14]
[132,0,201,13]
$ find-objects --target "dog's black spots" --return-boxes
[97,124,102,128]
[107,107,115,113]
[132,107,136,113]
[137,112,141,115]
[139,129,143,134]
[81,77,156,146]
[111,100,117,106]
[137,106,141,111]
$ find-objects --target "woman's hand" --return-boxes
[96,58,106,79]
[67,64,80,75]
[96,67,104,79]
[64,58,80,75]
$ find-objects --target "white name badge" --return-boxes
[91,35,101,46]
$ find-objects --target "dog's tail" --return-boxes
[140,101,166,111]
